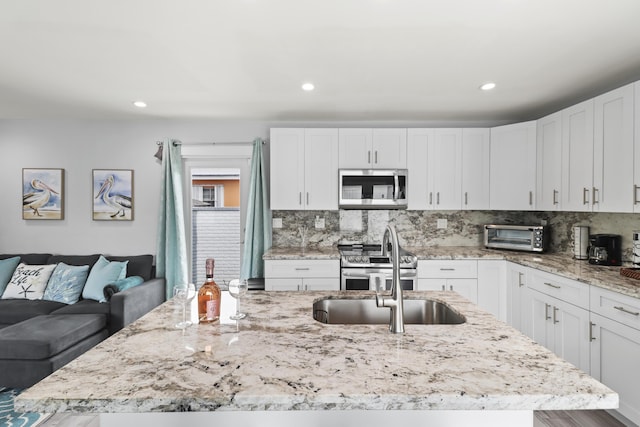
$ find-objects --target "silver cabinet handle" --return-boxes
[634,185,640,205]
[544,282,561,289]
[304,284,308,291]
[375,151,378,164]
[449,285,453,291]
[553,306,559,324]
[441,284,445,291]
[529,191,533,206]
[368,150,371,164]
[553,190,559,205]
[297,284,301,291]
[583,188,589,205]
[429,192,433,205]
[614,306,640,316]
[589,322,596,342]
[306,192,309,205]
[545,303,551,320]
[299,192,302,205]
[437,192,440,205]
[464,192,468,206]
[440,268,455,271]
[295,267,310,271]
[592,187,599,205]
[518,272,524,287]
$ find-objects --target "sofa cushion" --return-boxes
[0,299,67,325]
[0,256,20,296]
[52,299,111,317]
[43,263,90,304]
[2,263,57,300]
[0,314,107,360]
[82,256,128,302]
[107,255,154,281]
[47,254,100,268]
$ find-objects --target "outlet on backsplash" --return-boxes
[315,216,325,229]
[272,218,283,229]
[437,219,448,229]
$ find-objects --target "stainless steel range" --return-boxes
[338,243,417,291]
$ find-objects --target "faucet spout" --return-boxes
[376,224,405,333]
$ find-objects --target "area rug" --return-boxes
[0,388,49,427]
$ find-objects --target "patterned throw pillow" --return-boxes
[0,256,20,296]
[43,262,90,304]
[2,263,57,300]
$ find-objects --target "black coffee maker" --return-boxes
[588,234,622,266]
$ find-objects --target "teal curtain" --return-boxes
[156,140,189,299]
[241,138,272,279]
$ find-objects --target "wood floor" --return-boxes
[38,410,633,427]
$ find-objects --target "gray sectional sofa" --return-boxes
[0,253,166,388]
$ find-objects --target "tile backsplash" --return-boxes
[271,210,640,262]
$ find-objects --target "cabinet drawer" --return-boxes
[591,286,640,331]
[417,260,477,279]
[528,270,589,309]
[265,260,339,278]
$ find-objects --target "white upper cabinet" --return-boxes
[339,128,407,169]
[490,121,537,210]
[536,112,562,211]
[593,83,635,212]
[270,128,338,210]
[561,99,594,212]
[461,128,491,210]
[407,128,462,210]
[634,81,640,213]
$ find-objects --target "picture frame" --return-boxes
[22,168,65,220]
[92,169,134,221]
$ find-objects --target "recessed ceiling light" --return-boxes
[133,100,147,108]
[480,82,496,91]
[301,83,315,91]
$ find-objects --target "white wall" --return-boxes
[0,119,272,255]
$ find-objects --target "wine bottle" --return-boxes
[197,258,221,323]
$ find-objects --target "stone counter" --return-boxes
[16,290,616,414]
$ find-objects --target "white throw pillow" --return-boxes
[2,263,57,300]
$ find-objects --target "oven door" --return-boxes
[341,268,416,291]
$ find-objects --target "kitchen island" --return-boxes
[16,290,617,426]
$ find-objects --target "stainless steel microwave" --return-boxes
[484,224,548,252]
[339,169,408,209]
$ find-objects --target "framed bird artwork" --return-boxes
[92,169,134,221]
[22,168,65,220]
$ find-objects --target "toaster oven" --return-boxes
[484,224,548,253]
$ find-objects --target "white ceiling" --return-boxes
[2,0,640,124]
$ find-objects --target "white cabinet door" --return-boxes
[477,260,507,322]
[593,83,635,212]
[303,278,340,291]
[490,121,537,210]
[304,129,339,210]
[506,262,528,330]
[522,287,553,344]
[561,99,594,211]
[430,129,462,210]
[339,128,373,168]
[553,298,591,373]
[406,128,432,210]
[536,112,562,211]
[372,129,407,169]
[461,128,491,210]
[265,278,302,291]
[591,312,640,425]
[270,128,305,210]
[634,81,640,212]
[338,128,407,169]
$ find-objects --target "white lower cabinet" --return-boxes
[264,260,339,291]
[417,260,478,303]
[506,262,529,330]
[522,287,590,373]
[477,260,507,322]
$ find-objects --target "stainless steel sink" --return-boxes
[312,298,466,325]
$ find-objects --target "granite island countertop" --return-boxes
[264,246,640,299]
[16,290,616,414]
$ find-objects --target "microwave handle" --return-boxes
[393,173,399,201]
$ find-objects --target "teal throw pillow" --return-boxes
[43,262,89,304]
[0,256,20,296]
[82,256,129,303]
[102,276,144,301]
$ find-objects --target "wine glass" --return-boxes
[228,279,248,320]
[173,283,196,329]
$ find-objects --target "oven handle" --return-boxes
[341,269,417,279]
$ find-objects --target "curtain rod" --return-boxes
[155,140,266,146]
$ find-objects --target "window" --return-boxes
[193,185,224,207]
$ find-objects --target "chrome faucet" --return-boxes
[376,224,405,333]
